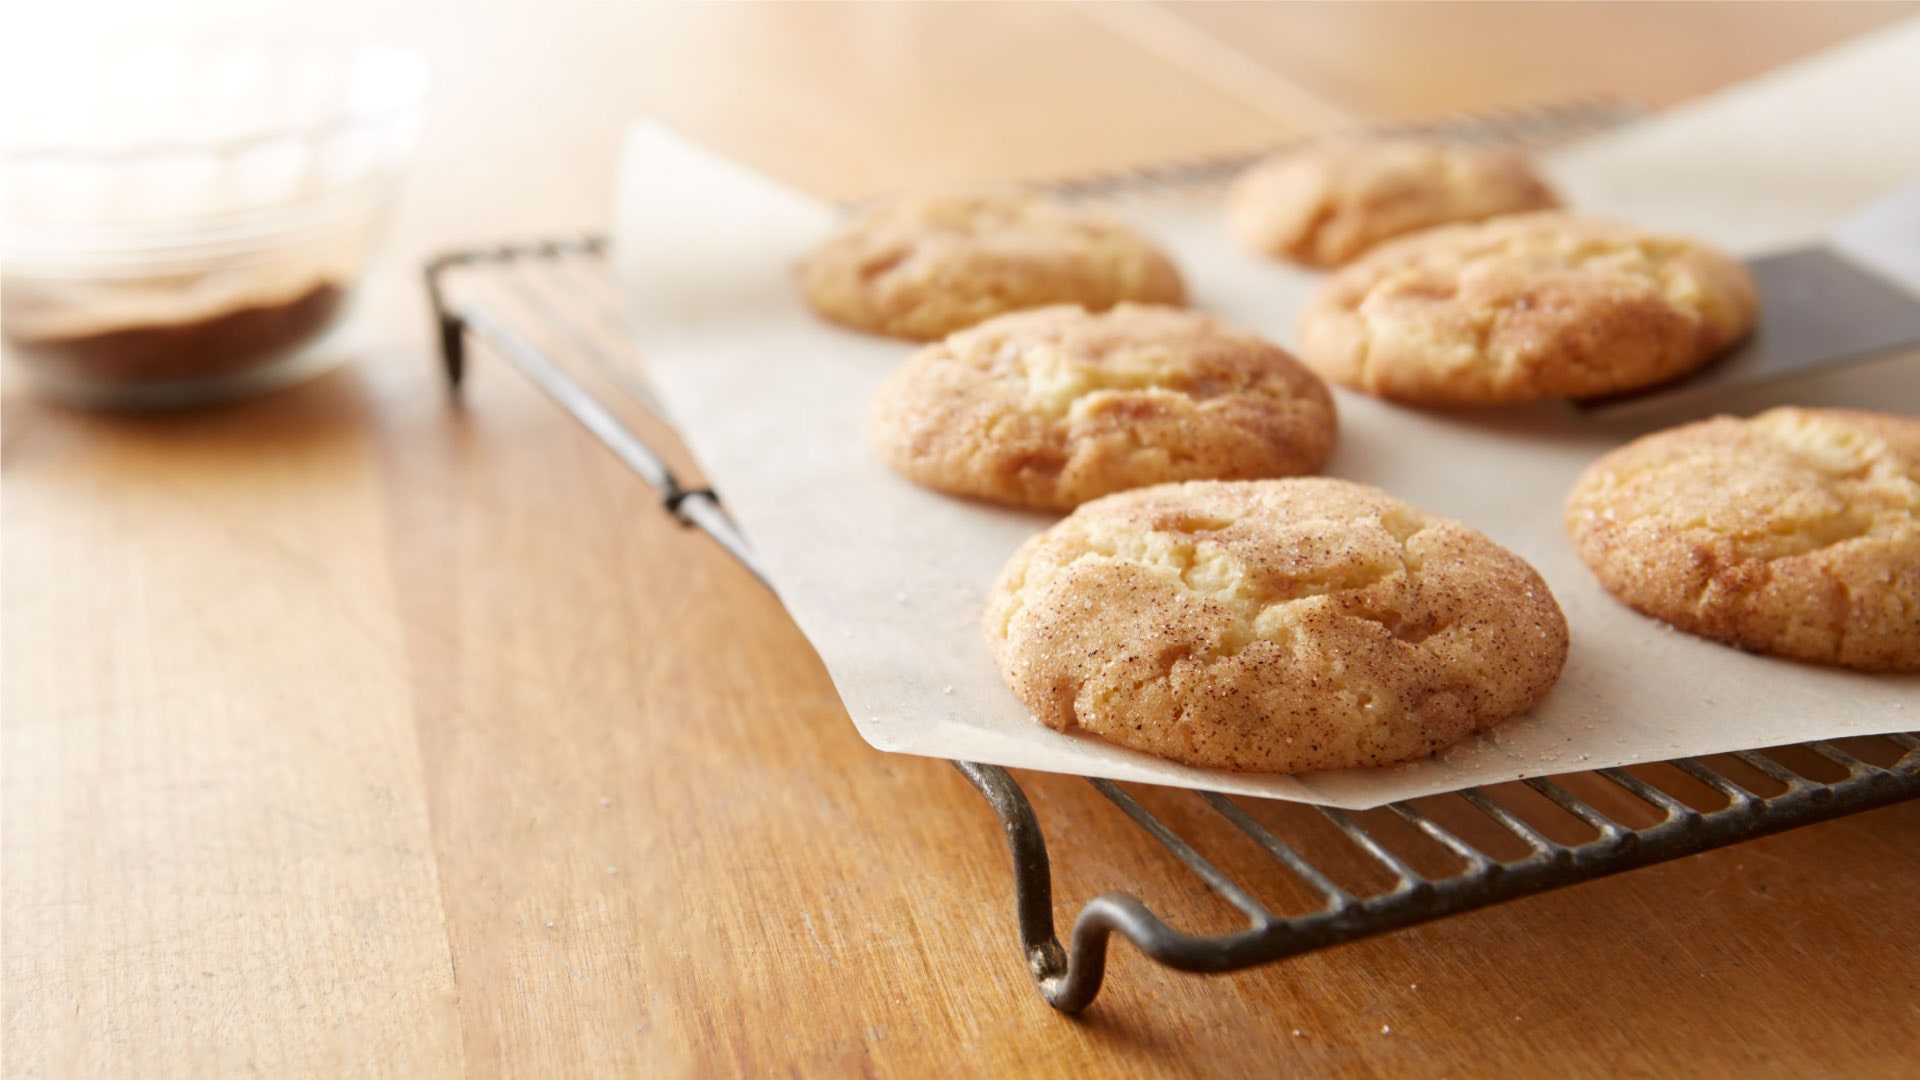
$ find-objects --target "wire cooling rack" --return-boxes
[424,100,1920,1013]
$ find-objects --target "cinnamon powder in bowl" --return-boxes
[0,39,427,407]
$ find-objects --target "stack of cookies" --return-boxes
[793,142,1918,777]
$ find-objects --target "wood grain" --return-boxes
[6,4,1918,1077]
[2,379,465,1077]
[1167,1,1920,121]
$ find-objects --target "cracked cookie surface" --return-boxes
[1297,212,1759,405]
[984,478,1569,772]
[1566,407,1920,671]
[799,191,1185,341]
[873,304,1337,510]
[1227,138,1559,268]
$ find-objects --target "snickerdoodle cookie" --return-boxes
[1227,139,1560,267]
[1566,407,1920,671]
[1297,212,1760,405]
[872,304,1337,511]
[799,191,1184,341]
[985,478,1570,772]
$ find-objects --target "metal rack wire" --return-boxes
[424,100,1920,1013]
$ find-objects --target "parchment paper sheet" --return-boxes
[614,22,1920,809]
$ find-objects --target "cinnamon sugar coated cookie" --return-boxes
[798,191,1184,340]
[984,478,1569,772]
[1298,212,1759,405]
[872,305,1337,511]
[1566,407,1920,671]
[1227,139,1560,267]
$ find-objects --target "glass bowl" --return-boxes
[0,39,429,408]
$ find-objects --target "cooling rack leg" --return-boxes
[438,316,466,389]
[424,255,469,389]
[952,761,1118,1013]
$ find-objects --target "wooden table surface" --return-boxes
[7,4,1919,1077]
